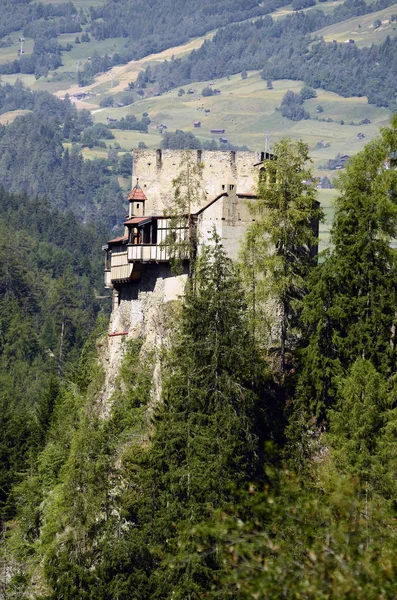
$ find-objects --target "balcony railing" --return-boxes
[128,243,172,262]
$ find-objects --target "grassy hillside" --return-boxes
[0,0,393,243]
[89,72,391,168]
[314,4,397,46]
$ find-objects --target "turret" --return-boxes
[128,178,147,218]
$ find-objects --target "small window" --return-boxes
[137,204,140,209]
[229,184,235,191]
[222,184,225,190]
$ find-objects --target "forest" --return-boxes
[0,116,397,598]
[0,0,289,80]
[0,83,127,228]
[0,186,107,526]
[140,0,397,110]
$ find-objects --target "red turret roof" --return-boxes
[128,181,147,202]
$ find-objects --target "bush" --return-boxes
[99,96,114,108]
[300,86,317,100]
[292,0,315,10]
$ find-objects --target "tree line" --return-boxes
[141,0,397,110]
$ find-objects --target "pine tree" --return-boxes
[142,234,268,598]
[328,359,387,483]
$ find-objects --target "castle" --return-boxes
[103,149,272,306]
[99,148,272,406]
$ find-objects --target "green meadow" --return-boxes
[90,71,391,172]
[315,5,397,47]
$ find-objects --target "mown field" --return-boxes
[315,4,397,47]
[89,72,391,171]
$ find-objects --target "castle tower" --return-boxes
[128,179,147,218]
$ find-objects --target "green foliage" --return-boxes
[0,186,105,523]
[241,138,323,372]
[298,116,397,418]
[145,2,397,109]
[161,129,202,150]
[5,113,397,600]
[187,465,397,599]
[0,83,125,227]
[280,89,310,121]
[163,150,205,274]
[328,360,388,481]
[134,236,268,597]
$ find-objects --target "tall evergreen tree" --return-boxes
[297,116,397,419]
[141,234,268,598]
[241,139,322,374]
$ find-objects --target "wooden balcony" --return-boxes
[128,243,170,262]
[108,248,142,283]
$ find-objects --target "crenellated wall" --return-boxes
[131,149,262,214]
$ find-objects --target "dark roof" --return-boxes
[195,192,228,216]
[237,192,257,198]
[107,235,128,244]
[124,216,152,226]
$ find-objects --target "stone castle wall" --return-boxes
[131,149,262,213]
[101,150,263,414]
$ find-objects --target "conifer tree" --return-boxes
[142,234,267,598]
[328,359,388,484]
[298,116,397,418]
[241,139,322,373]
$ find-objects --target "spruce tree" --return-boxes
[142,234,267,598]
[298,116,397,419]
[241,139,323,374]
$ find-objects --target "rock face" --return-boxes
[98,264,188,416]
